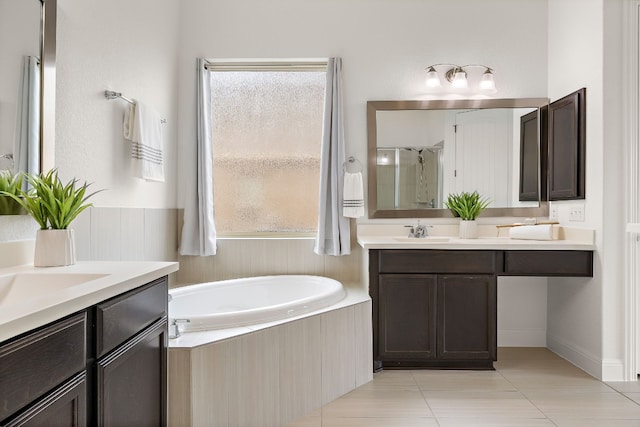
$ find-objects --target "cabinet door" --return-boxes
[96,318,167,427]
[1,373,86,427]
[437,275,496,361]
[379,274,437,361]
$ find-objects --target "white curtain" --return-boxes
[179,58,217,256]
[314,57,350,256]
[14,56,40,179]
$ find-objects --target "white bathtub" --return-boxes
[168,275,346,332]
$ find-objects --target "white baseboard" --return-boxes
[602,358,626,382]
[547,333,602,379]
[498,329,546,347]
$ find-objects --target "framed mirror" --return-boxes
[0,0,56,178]
[367,98,549,218]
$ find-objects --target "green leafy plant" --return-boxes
[0,170,25,215]
[444,191,491,221]
[0,169,101,229]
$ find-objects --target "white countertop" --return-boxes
[356,224,595,251]
[0,261,179,343]
[357,235,595,251]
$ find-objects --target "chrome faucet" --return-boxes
[405,221,432,238]
[168,318,190,339]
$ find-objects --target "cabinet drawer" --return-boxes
[503,251,593,277]
[378,250,498,274]
[0,313,86,421]
[97,276,167,358]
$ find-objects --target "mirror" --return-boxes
[0,0,56,179]
[367,98,549,218]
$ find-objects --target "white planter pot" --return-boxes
[459,220,478,239]
[34,229,76,267]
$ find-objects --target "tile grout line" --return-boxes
[494,364,558,426]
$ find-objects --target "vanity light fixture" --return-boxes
[424,64,497,93]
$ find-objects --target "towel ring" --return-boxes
[343,156,362,173]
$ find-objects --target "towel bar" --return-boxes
[105,90,167,123]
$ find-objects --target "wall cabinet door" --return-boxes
[96,318,167,427]
[437,275,496,361]
[378,274,437,362]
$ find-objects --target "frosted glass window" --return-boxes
[211,69,325,234]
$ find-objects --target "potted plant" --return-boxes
[444,191,491,239]
[0,170,25,215]
[0,169,100,266]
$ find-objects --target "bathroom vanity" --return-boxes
[358,228,594,371]
[0,261,178,427]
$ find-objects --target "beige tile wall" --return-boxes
[169,300,373,427]
[175,219,362,288]
[73,207,178,262]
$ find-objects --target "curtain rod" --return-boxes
[204,60,328,72]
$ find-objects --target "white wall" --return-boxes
[546,0,627,380]
[54,0,180,208]
[177,0,548,207]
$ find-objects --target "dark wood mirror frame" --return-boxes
[367,98,550,219]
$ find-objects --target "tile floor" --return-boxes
[286,347,640,427]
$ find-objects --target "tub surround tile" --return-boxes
[144,208,178,261]
[91,207,122,260]
[169,301,372,427]
[229,328,281,427]
[191,339,233,427]
[279,317,322,426]
[354,301,373,388]
[168,349,192,427]
[322,306,356,405]
[121,208,145,260]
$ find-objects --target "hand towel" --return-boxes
[509,224,553,240]
[123,101,164,182]
[343,171,364,218]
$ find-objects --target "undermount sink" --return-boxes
[0,273,109,307]
[392,236,450,243]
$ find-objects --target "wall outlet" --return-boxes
[569,204,585,222]
[549,204,558,221]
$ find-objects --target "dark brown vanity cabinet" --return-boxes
[370,249,593,371]
[0,276,168,427]
[372,250,498,370]
[0,313,87,427]
[95,277,168,427]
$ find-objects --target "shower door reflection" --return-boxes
[376,146,443,210]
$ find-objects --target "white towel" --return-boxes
[343,172,364,218]
[509,224,554,240]
[123,101,164,182]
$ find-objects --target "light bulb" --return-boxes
[451,69,468,89]
[479,69,496,92]
[425,66,441,88]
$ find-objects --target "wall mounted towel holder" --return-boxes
[343,156,362,173]
[104,90,167,123]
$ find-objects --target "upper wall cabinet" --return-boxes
[548,88,586,201]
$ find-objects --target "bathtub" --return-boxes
[168,275,346,332]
